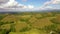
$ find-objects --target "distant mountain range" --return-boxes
[0,8,60,14]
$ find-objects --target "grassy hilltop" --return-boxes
[0,11,60,34]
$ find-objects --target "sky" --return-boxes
[0,0,60,11]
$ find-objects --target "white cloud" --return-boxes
[0,0,9,4]
[0,0,35,11]
[43,0,60,7]
[40,0,60,10]
[0,0,25,8]
[40,6,53,10]
[0,0,60,11]
[27,5,34,9]
[0,0,22,8]
[44,0,60,5]
[22,0,27,2]
[52,0,60,4]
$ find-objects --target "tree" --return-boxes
[10,24,16,32]
[20,27,31,32]
[43,24,57,33]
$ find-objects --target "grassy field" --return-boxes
[0,11,60,34]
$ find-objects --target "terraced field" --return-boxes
[0,12,60,34]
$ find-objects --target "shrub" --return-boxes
[0,22,4,25]
[43,24,57,32]
[20,27,31,32]
[51,18,60,24]
[10,24,16,32]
